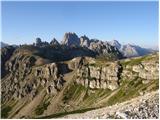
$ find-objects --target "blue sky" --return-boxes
[2,1,158,48]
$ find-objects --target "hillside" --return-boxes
[61,91,159,119]
[1,33,159,119]
[1,43,158,118]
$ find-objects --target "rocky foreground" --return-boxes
[61,91,159,119]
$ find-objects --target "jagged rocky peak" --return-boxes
[35,37,42,46]
[35,37,49,47]
[80,35,90,47]
[50,38,59,46]
[122,44,140,57]
[62,32,80,46]
[88,39,122,57]
[109,39,121,49]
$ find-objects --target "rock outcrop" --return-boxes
[74,53,158,90]
[121,55,159,84]
[76,61,122,90]
[1,51,65,103]
[1,46,16,78]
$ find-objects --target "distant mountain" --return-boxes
[109,40,155,58]
[50,38,60,46]
[108,40,121,50]
[61,32,123,60]
[2,36,155,58]
[61,32,80,46]
[1,42,9,48]
[1,42,18,48]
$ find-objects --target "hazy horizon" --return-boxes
[2,1,158,48]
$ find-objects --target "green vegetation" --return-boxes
[88,60,111,67]
[121,54,158,66]
[121,57,146,66]
[88,63,96,66]
[105,78,159,106]
[35,102,50,115]
[1,105,12,118]
[35,98,50,115]
[96,53,120,61]
[62,83,112,108]
[86,76,96,80]
[79,76,94,81]
[9,101,28,118]
[82,88,111,107]
[63,83,87,103]
[61,77,159,115]
[1,99,18,118]
[37,107,97,119]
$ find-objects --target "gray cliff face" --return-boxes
[89,40,110,53]
[1,46,16,78]
[80,35,90,47]
[76,61,121,90]
[121,55,159,84]
[61,32,80,46]
[74,53,158,91]
[1,52,64,103]
[61,33,123,59]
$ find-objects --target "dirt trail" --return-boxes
[95,88,120,107]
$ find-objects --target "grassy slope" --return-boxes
[38,78,158,118]
[2,53,158,118]
[38,53,159,118]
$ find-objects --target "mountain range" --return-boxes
[1,42,9,48]
[1,32,159,119]
[1,32,157,58]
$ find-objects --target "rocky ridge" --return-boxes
[74,53,159,91]
[61,32,122,59]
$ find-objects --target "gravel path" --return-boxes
[61,91,159,119]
